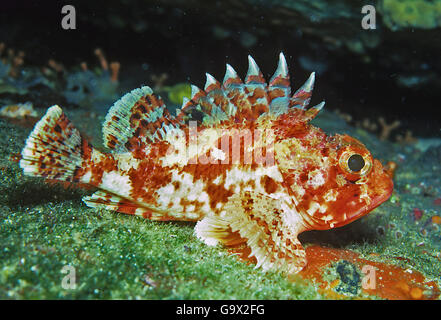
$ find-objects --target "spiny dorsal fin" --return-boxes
[177,54,324,129]
[102,86,178,152]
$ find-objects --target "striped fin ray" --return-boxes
[268,52,291,116]
[176,74,232,126]
[20,105,89,182]
[82,190,176,220]
[290,72,315,110]
[236,55,271,122]
[83,190,154,218]
[102,86,179,153]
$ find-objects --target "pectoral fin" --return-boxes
[195,190,306,274]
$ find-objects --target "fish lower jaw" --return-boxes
[296,210,335,232]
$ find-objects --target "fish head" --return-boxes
[279,131,394,231]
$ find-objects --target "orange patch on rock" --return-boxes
[226,243,439,300]
[299,245,440,300]
[431,215,441,225]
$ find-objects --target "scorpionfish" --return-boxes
[20,53,393,274]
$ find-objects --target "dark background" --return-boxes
[1,0,440,138]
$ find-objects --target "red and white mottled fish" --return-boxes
[20,53,393,274]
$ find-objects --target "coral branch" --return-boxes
[0,44,25,78]
[48,59,65,73]
[94,48,108,71]
[396,130,418,144]
[110,61,120,82]
[378,117,401,141]
[151,72,169,91]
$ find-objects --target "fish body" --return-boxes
[20,53,393,274]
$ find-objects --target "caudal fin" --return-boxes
[20,105,90,182]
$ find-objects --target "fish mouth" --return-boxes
[345,161,394,224]
[368,181,393,211]
[345,187,392,226]
[369,160,394,209]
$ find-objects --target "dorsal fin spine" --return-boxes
[291,72,315,109]
[204,73,221,92]
[304,101,325,121]
[245,55,266,84]
[181,96,190,108]
[223,64,242,87]
[190,85,205,101]
[269,52,290,88]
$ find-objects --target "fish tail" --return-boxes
[20,105,92,183]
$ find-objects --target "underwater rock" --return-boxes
[64,69,119,111]
[0,43,56,99]
[63,49,121,112]
[334,260,361,296]
[422,143,441,162]
[0,102,37,119]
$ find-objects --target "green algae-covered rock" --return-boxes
[380,0,441,30]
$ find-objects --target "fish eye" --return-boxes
[347,154,365,172]
[338,148,373,180]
